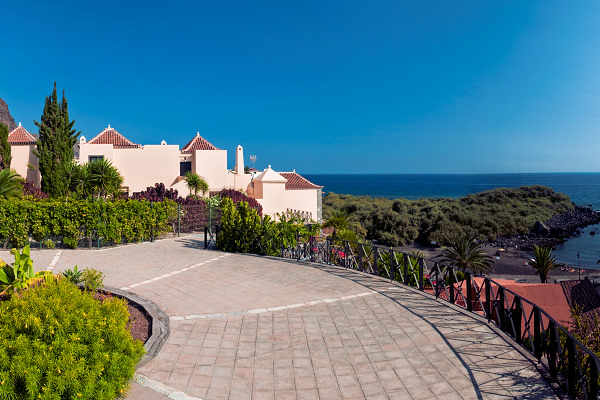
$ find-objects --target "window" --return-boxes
[89,155,104,163]
[180,161,192,176]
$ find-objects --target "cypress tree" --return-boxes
[0,122,11,170]
[33,83,80,197]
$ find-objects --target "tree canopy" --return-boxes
[33,83,79,197]
[0,122,11,170]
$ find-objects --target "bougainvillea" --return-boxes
[21,180,49,200]
[218,188,263,216]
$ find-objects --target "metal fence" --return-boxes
[277,235,600,399]
[174,204,220,236]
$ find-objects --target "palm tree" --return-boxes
[440,233,494,276]
[530,246,562,283]
[88,159,123,199]
[0,169,23,198]
[323,209,352,237]
[62,160,82,197]
[184,172,209,198]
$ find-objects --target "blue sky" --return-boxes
[2,1,599,174]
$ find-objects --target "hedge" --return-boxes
[0,198,177,248]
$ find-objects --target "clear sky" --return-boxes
[2,1,599,174]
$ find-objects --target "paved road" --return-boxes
[1,235,562,399]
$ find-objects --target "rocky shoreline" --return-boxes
[492,205,600,251]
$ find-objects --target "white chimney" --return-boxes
[235,145,244,175]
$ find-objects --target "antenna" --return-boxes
[250,155,256,169]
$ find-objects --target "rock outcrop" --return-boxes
[0,98,17,131]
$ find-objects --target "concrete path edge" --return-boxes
[104,285,171,367]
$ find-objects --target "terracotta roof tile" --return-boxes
[279,172,323,190]
[181,133,219,153]
[88,126,140,148]
[561,279,600,313]
[473,278,573,327]
[8,124,36,145]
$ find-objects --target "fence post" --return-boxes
[533,307,542,360]
[449,267,455,303]
[485,279,492,322]
[403,254,409,285]
[204,226,208,249]
[567,338,576,397]
[466,272,472,312]
[373,246,378,275]
[498,287,506,331]
[513,299,522,341]
[326,237,331,264]
[345,241,351,269]
[389,249,395,282]
[417,257,424,291]
[548,323,558,379]
[358,243,363,271]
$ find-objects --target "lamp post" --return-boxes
[577,252,581,281]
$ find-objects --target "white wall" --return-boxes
[193,150,228,191]
[11,144,41,185]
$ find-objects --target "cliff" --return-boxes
[0,98,17,131]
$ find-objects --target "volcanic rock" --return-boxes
[531,221,550,236]
[0,98,17,131]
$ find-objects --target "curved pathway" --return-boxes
[6,235,562,400]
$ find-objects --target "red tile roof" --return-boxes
[561,279,600,323]
[181,133,219,153]
[8,124,36,145]
[473,278,572,327]
[279,172,323,190]
[88,126,140,148]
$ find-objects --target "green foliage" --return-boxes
[440,234,494,276]
[0,122,11,170]
[529,246,563,283]
[33,82,80,197]
[62,265,83,284]
[0,245,54,296]
[184,172,209,198]
[0,170,23,199]
[323,186,574,246]
[0,197,177,248]
[217,198,313,256]
[87,159,124,199]
[81,268,104,292]
[0,279,145,399]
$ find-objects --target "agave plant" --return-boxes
[0,245,54,295]
[62,265,83,284]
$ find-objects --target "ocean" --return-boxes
[303,173,600,270]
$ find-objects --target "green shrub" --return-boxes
[0,279,144,399]
[323,186,574,246]
[218,198,317,256]
[0,198,177,248]
[81,268,105,292]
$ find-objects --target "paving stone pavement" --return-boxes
[2,236,563,399]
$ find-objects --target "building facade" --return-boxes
[9,124,323,222]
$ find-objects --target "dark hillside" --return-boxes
[0,98,17,131]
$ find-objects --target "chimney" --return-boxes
[235,145,244,175]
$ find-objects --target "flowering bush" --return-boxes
[21,180,49,200]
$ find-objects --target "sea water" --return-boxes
[304,173,600,269]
